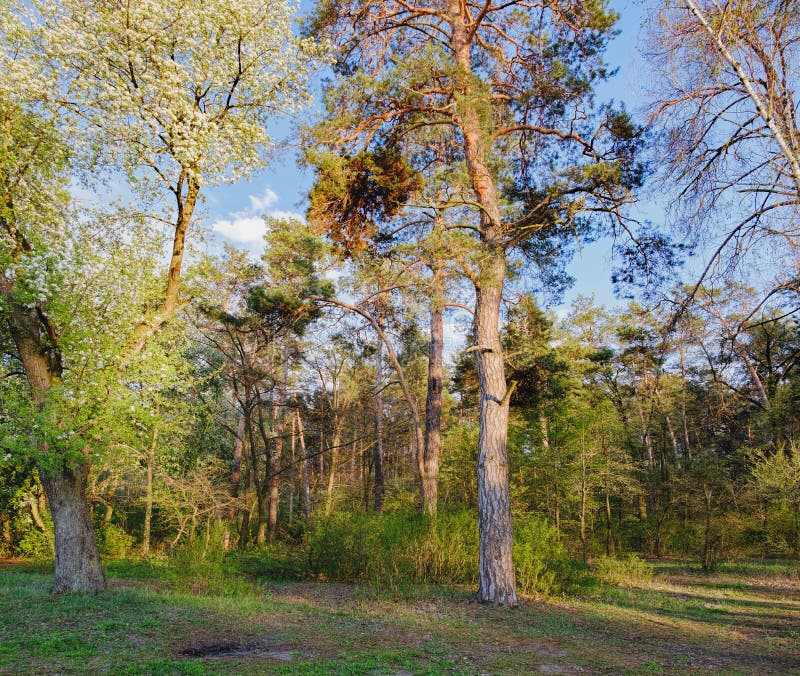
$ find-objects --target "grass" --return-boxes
[0,557,798,674]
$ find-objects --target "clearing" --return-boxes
[0,560,798,674]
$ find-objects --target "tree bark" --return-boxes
[27,491,53,551]
[7,302,105,592]
[297,411,311,520]
[422,261,444,517]
[268,357,289,541]
[142,413,159,556]
[129,173,199,353]
[325,427,341,516]
[446,0,518,606]
[702,485,715,571]
[41,464,106,593]
[288,412,296,526]
[224,411,246,550]
[231,412,246,499]
[473,251,518,606]
[373,340,385,512]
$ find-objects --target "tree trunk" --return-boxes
[238,503,252,551]
[224,411,247,550]
[579,474,587,563]
[268,358,289,541]
[297,412,311,520]
[231,412,246,498]
[129,174,200,353]
[702,486,714,572]
[446,0,517,606]
[325,428,341,516]
[474,252,518,606]
[288,413,296,526]
[142,419,158,556]
[102,491,114,527]
[248,410,268,546]
[27,491,53,551]
[422,261,444,517]
[256,493,267,545]
[373,340,385,512]
[41,465,106,593]
[7,304,105,592]
[1,512,10,552]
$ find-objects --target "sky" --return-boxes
[203,0,661,317]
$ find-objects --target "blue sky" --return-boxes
[204,0,662,314]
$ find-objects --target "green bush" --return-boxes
[595,554,653,586]
[247,509,583,595]
[514,515,581,595]
[236,541,307,581]
[15,528,52,561]
[97,524,135,559]
[166,528,255,596]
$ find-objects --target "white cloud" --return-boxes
[211,216,267,244]
[248,187,278,213]
[209,186,307,255]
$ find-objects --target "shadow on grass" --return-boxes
[2,560,800,674]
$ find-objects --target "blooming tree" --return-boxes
[0,0,324,592]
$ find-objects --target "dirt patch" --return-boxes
[180,641,243,657]
[179,640,305,661]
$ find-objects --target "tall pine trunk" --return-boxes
[473,253,517,606]
[447,0,518,605]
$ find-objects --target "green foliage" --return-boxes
[595,554,653,586]
[304,511,474,586]
[167,537,256,596]
[514,516,583,595]
[236,510,582,596]
[97,524,135,560]
[236,541,308,581]
[438,424,478,508]
[15,529,52,561]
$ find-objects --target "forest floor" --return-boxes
[0,558,798,674]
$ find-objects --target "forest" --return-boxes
[1,0,800,673]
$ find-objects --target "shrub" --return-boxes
[97,524,135,559]
[514,515,581,595]
[15,528,52,561]
[289,509,581,594]
[595,554,653,586]
[236,541,306,581]
[167,537,254,596]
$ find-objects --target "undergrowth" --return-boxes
[237,509,588,595]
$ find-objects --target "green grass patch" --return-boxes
[1,558,799,674]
